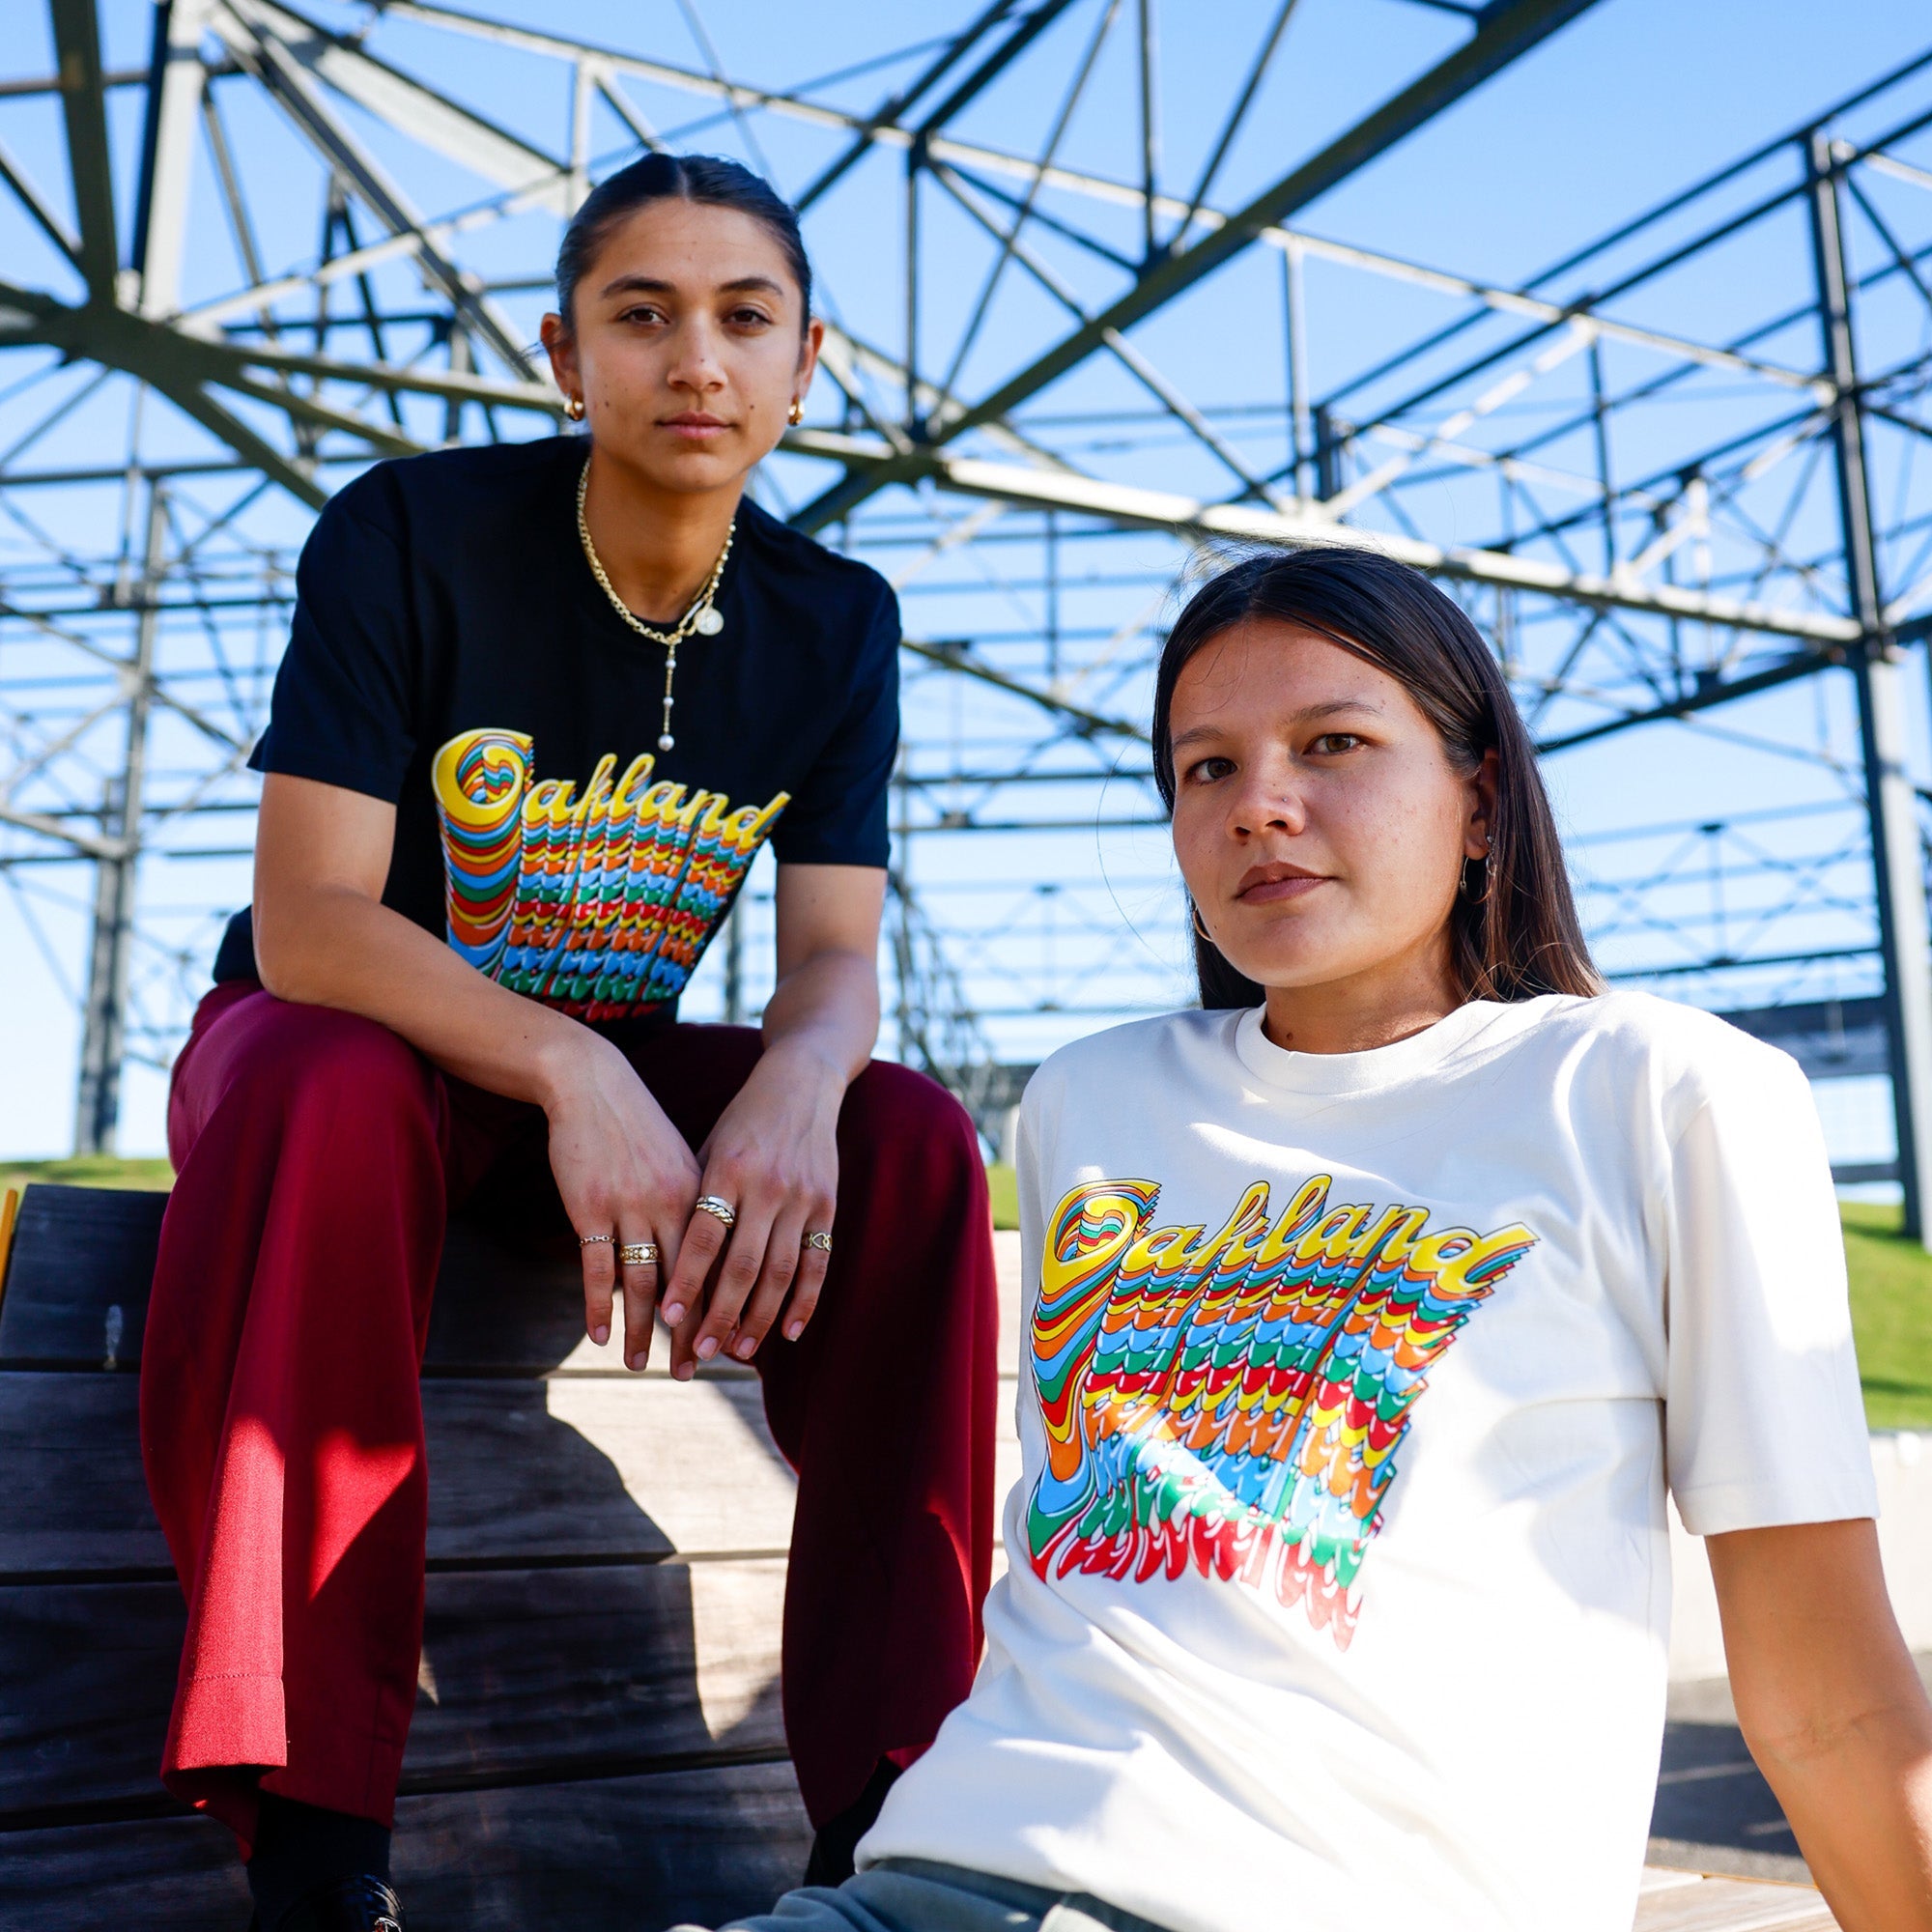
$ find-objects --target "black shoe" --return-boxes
[276,1875,406,1932]
[802,1758,901,1889]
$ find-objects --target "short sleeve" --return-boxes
[1664,1040,1878,1535]
[769,584,898,867]
[249,486,418,803]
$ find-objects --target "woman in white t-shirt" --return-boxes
[686,548,1932,1932]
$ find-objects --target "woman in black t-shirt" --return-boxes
[141,155,997,1932]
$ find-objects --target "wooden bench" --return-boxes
[0,1185,1840,1929]
[0,1183,810,1929]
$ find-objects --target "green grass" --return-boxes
[1841,1201,1932,1431]
[986,1161,1018,1231]
[0,1153,175,1201]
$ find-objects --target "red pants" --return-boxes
[140,981,997,1855]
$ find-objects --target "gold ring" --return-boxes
[578,1232,614,1246]
[694,1195,737,1229]
[802,1230,833,1253]
[618,1241,658,1266]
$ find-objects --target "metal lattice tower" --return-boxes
[4,2,1932,1228]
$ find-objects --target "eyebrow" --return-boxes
[597,272,788,299]
[1170,696,1383,753]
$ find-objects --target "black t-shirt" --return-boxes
[214,437,898,1026]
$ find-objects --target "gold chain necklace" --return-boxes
[576,458,734,753]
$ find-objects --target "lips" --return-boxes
[660,412,730,439]
[1235,862,1329,905]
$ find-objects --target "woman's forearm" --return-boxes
[1751,1696,1932,1928]
[1711,1520,1932,1930]
[251,770,608,1108]
[660,904,885,1370]
[255,880,599,1107]
[758,946,881,1088]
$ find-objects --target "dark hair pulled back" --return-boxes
[554,152,812,330]
[1151,544,1601,1011]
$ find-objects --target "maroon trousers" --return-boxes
[140,981,997,1855]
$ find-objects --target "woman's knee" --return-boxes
[841,1061,983,1178]
[204,993,435,1130]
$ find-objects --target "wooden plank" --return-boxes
[1634,1871,1838,1930]
[0,1187,599,1374]
[540,1377,797,1556]
[0,1186,1033,1381]
[0,1177,777,1379]
[413,1558,788,1781]
[0,1371,800,1577]
[0,1187,165,1368]
[0,1578,181,1817]
[0,1186,838,1378]
[0,1807,250,1932]
[395,1759,810,1929]
[0,1758,810,1932]
[0,1560,786,1819]
[0,1373,172,1575]
[424,1214,602,1372]
[0,1359,1017,1582]
[423,1378,677,1566]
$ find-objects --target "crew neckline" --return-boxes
[1232,997,1525,1096]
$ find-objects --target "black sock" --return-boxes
[246,1794,392,1932]
[802,1757,901,1889]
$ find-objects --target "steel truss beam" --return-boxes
[792,435,1866,647]
[791,0,1602,529]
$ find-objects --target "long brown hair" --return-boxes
[1151,545,1602,1010]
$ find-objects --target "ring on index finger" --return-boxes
[579,1232,615,1247]
[618,1241,659,1266]
[694,1195,737,1229]
[802,1231,833,1253]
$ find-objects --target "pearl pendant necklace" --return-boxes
[576,457,733,752]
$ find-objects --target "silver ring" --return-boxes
[694,1194,737,1229]
[578,1232,614,1246]
[618,1241,659,1266]
[802,1230,833,1253]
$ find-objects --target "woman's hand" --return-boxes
[543,1032,703,1371]
[654,862,884,1378]
[659,1038,843,1377]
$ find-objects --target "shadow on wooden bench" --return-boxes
[0,1184,809,1932]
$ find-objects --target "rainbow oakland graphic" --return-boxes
[1027,1175,1537,1647]
[432,726,788,1019]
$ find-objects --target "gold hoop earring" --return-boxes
[565,396,585,421]
[1191,905,1214,946]
[786,398,805,426]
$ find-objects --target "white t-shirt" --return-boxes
[862,992,1878,1932]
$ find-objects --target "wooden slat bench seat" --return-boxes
[0,1371,806,1577]
[1,1561,789,1821]
[0,1760,812,1932]
[0,1184,810,1929]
